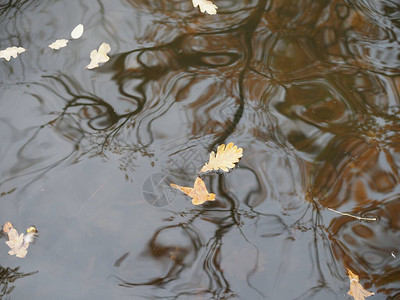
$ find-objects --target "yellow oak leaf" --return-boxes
[170,177,216,205]
[192,0,218,15]
[6,232,29,258]
[85,42,111,69]
[3,222,36,258]
[48,39,69,50]
[347,269,374,300]
[200,143,243,173]
[0,46,26,61]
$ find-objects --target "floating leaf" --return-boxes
[192,0,218,15]
[347,269,374,300]
[85,42,111,69]
[2,222,12,233]
[200,143,243,173]
[0,46,26,61]
[170,177,215,205]
[71,24,84,39]
[2,222,36,258]
[48,39,69,50]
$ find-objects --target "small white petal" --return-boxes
[71,24,84,39]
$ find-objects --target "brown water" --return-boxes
[0,0,399,299]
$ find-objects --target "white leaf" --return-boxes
[192,0,218,15]
[71,24,84,39]
[48,39,69,50]
[85,42,111,69]
[0,46,26,61]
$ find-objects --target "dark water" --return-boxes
[0,0,399,299]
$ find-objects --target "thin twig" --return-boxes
[88,178,109,202]
[327,208,377,222]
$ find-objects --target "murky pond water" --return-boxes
[1,0,400,299]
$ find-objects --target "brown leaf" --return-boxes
[170,177,216,205]
[3,222,13,233]
[200,143,243,173]
[3,222,33,258]
[347,269,374,300]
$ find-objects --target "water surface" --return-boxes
[0,0,400,299]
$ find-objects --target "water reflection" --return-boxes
[329,198,400,292]
[0,0,399,298]
[0,265,37,297]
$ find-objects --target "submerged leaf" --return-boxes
[192,0,218,15]
[49,39,69,50]
[170,177,215,205]
[347,269,374,300]
[71,24,84,39]
[0,46,26,61]
[85,42,111,69]
[200,143,243,173]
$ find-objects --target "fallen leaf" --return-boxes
[71,24,84,39]
[170,177,216,205]
[85,42,111,69]
[347,269,374,300]
[0,46,26,61]
[192,0,218,15]
[48,39,69,50]
[2,222,13,233]
[6,232,29,258]
[3,222,32,258]
[200,143,243,173]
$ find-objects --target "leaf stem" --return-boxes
[327,208,377,222]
